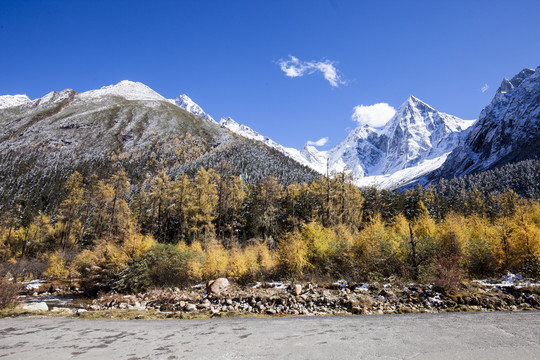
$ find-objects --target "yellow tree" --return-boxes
[169,174,191,242]
[215,173,247,241]
[146,170,173,242]
[106,168,131,241]
[86,178,114,243]
[188,168,219,240]
[249,176,283,242]
[56,172,84,250]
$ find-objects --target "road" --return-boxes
[0,311,539,359]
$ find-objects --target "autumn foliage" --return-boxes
[1,165,539,292]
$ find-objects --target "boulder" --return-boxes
[293,284,302,296]
[207,278,229,294]
[22,302,48,312]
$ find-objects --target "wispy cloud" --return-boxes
[352,103,396,128]
[481,84,489,93]
[278,55,346,87]
[307,137,329,147]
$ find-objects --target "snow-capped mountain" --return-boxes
[0,80,319,212]
[437,66,540,179]
[5,67,536,196]
[220,95,474,189]
[170,94,215,123]
[326,96,474,188]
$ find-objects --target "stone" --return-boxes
[293,284,302,296]
[197,300,211,310]
[207,278,229,294]
[184,303,197,312]
[379,289,395,299]
[50,307,71,314]
[22,302,48,312]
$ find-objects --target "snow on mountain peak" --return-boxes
[324,96,475,188]
[172,94,215,122]
[79,80,166,102]
[0,94,31,109]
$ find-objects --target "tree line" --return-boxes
[1,164,539,293]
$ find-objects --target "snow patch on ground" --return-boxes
[473,272,540,290]
[23,279,46,291]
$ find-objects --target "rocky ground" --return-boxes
[15,274,540,318]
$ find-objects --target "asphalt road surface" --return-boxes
[1,311,539,359]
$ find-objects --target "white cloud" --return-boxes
[307,137,328,147]
[481,84,489,93]
[352,103,396,128]
[278,55,346,87]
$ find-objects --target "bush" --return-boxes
[114,244,197,293]
[44,253,70,280]
[277,231,310,277]
[433,255,465,291]
[0,258,48,281]
[0,280,19,309]
[202,239,229,280]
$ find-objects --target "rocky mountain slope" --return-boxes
[437,66,540,179]
[0,81,318,212]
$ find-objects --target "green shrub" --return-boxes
[113,244,198,293]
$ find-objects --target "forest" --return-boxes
[1,160,539,296]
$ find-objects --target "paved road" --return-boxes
[0,311,539,359]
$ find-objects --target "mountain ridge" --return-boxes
[436,66,540,180]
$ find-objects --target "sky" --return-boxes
[1,0,540,149]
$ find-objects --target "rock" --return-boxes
[351,306,367,315]
[184,303,197,312]
[197,300,211,310]
[293,284,302,296]
[379,289,395,299]
[22,302,48,312]
[207,278,229,294]
[50,307,71,314]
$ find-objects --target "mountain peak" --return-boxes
[0,94,32,109]
[497,68,536,95]
[79,80,166,102]
[400,95,433,112]
[219,117,238,127]
[172,94,215,122]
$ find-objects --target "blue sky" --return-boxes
[1,0,539,149]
